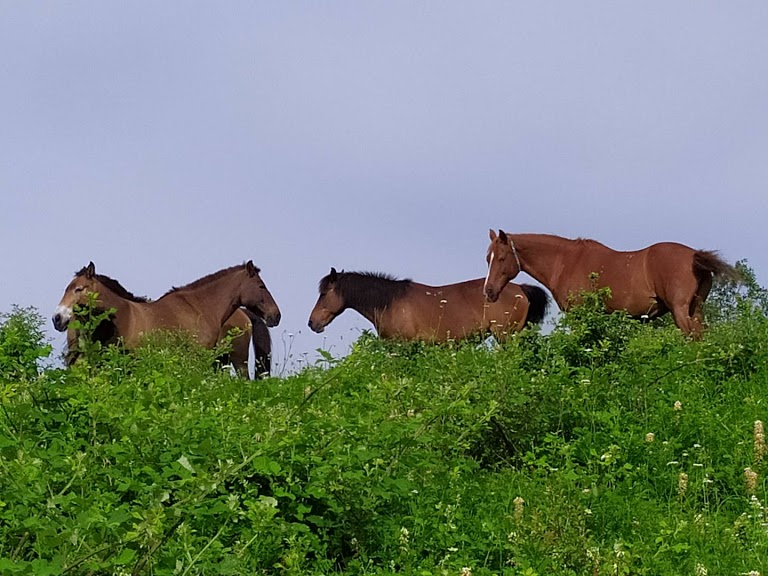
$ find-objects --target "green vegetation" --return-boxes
[1,270,767,575]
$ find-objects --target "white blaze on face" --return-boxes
[54,305,72,328]
[484,251,495,292]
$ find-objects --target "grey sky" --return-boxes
[2,3,766,373]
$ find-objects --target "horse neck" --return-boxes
[513,234,577,288]
[338,276,406,329]
[92,282,133,315]
[342,292,383,329]
[168,272,243,329]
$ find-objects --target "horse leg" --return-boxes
[668,304,696,337]
[217,327,250,378]
[687,273,713,340]
[251,316,272,378]
[229,332,251,379]
[668,291,708,340]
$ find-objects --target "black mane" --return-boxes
[319,271,412,311]
[163,263,256,296]
[74,267,149,303]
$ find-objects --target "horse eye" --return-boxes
[75,287,84,293]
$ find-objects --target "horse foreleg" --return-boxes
[225,331,251,379]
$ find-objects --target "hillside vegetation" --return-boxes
[1,268,767,575]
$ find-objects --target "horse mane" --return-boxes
[319,271,413,311]
[74,266,149,303]
[574,237,604,247]
[162,263,257,296]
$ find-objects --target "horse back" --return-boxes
[557,242,689,312]
[392,279,530,340]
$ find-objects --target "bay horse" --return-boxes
[236,309,273,378]
[308,268,550,342]
[54,261,280,374]
[66,304,269,377]
[483,230,738,337]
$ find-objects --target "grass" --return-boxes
[0,286,767,575]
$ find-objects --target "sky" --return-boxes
[1,3,766,375]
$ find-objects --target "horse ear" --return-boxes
[86,262,95,278]
[498,229,508,243]
[329,267,338,281]
[489,229,497,241]
[246,260,257,276]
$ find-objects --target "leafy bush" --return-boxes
[0,306,51,382]
[0,297,767,575]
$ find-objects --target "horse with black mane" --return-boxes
[308,268,549,341]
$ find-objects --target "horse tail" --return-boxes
[244,310,272,378]
[520,284,550,326]
[693,250,740,282]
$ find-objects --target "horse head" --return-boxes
[239,261,281,327]
[53,262,99,331]
[484,229,522,302]
[308,267,344,333]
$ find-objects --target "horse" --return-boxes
[54,261,280,373]
[232,309,273,378]
[66,303,269,377]
[212,308,273,378]
[483,229,738,337]
[308,268,550,342]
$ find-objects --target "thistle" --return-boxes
[755,421,766,465]
[513,496,525,521]
[745,467,758,495]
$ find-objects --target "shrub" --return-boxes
[1,292,768,574]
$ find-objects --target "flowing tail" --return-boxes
[693,250,740,282]
[520,284,551,326]
[244,310,272,378]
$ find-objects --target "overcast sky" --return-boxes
[2,3,766,374]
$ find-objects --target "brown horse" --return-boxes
[308,268,550,341]
[483,230,738,337]
[213,309,272,378]
[54,261,280,371]
[66,303,269,377]
[233,309,273,378]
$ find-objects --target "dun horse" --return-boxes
[308,268,549,341]
[484,230,737,337]
[54,261,280,375]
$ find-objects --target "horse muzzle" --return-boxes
[52,306,72,332]
[264,311,281,328]
[308,318,325,333]
[484,286,500,303]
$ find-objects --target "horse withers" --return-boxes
[484,230,738,338]
[308,268,549,342]
[54,261,279,376]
